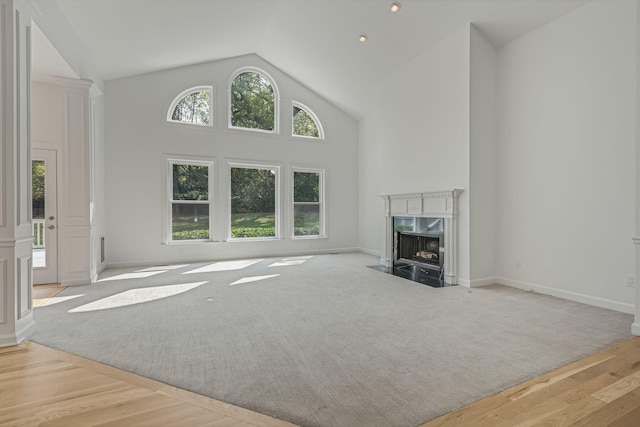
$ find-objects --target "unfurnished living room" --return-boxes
[1,0,640,426]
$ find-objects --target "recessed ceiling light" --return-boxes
[390,2,401,13]
[358,33,368,43]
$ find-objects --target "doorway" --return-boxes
[32,148,58,284]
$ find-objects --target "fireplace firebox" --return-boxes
[396,232,444,270]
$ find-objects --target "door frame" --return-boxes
[32,148,59,285]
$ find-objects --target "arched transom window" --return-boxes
[229,68,278,133]
[167,86,212,126]
[292,101,324,139]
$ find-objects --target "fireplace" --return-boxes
[379,190,462,285]
[395,217,444,271]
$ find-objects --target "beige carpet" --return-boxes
[32,253,633,427]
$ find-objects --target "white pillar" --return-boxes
[54,77,95,286]
[633,0,640,336]
[0,0,35,346]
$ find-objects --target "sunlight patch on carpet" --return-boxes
[230,274,280,286]
[183,259,263,274]
[68,282,207,312]
[38,294,84,307]
[269,255,313,267]
[97,271,165,282]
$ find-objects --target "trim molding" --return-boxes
[61,278,92,287]
[496,277,634,314]
[104,247,362,271]
[469,277,498,288]
[0,319,35,347]
[632,322,640,336]
[357,247,380,257]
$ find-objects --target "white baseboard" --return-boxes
[632,322,640,336]
[457,278,471,288]
[105,247,362,271]
[469,277,498,288]
[0,320,36,347]
[496,277,635,315]
[358,247,380,258]
[97,262,107,275]
[61,278,92,286]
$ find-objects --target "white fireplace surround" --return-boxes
[380,189,463,285]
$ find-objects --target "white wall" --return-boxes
[358,110,385,256]
[31,82,63,148]
[496,0,636,313]
[469,26,498,285]
[105,54,359,266]
[358,26,471,283]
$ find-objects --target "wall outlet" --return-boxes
[626,275,635,287]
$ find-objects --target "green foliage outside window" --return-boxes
[32,160,45,219]
[293,106,319,138]
[231,72,275,131]
[171,164,210,241]
[230,167,276,238]
[171,90,210,125]
[173,164,208,201]
[294,171,321,237]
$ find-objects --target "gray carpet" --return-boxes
[31,253,633,427]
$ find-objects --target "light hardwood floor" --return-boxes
[32,284,67,308]
[422,336,640,427]
[3,287,637,426]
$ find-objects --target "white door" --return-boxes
[32,149,58,284]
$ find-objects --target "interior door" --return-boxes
[32,148,58,284]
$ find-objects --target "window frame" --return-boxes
[166,86,214,127]
[291,167,326,239]
[227,160,281,242]
[292,101,325,140]
[165,156,215,244]
[228,67,280,134]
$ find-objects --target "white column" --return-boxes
[443,217,456,285]
[54,77,94,286]
[633,0,640,336]
[380,196,393,267]
[0,0,35,346]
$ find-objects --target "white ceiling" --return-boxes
[31,23,78,83]
[47,0,588,118]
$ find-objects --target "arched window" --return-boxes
[292,101,324,139]
[167,86,212,126]
[229,68,278,133]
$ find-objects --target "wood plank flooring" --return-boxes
[4,290,639,426]
[0,342,295,427]
[32,284,67,308]
[422,336,640,427]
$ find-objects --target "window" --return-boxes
[292,168,324,238]
[229,68,278,133]
[292,102,324,139]
[167,159,213,242]
[229,163,280,239]
[167,86,212,126]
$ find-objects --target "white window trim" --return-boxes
[166,86,214,127]
[292,101,325,140]
[291,167,326,239]
[165,155,215,244]
[227,160,281,241]
[228,67,280,134]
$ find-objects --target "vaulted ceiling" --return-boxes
[43,0,588,118]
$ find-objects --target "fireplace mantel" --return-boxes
[379,190,463,285]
